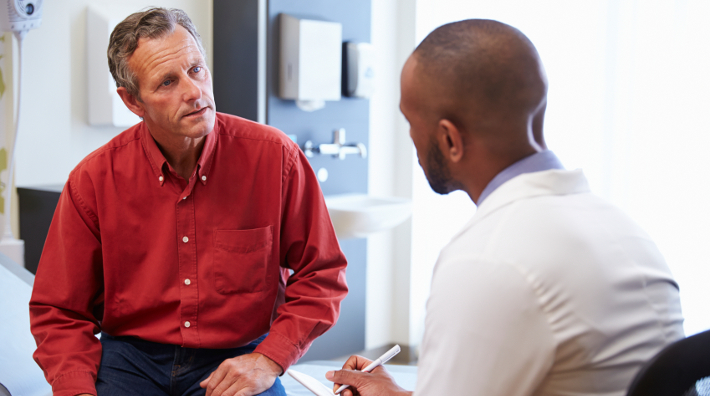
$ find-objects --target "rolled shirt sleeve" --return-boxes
[254,146,348,370]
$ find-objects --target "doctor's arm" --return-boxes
[328,257,556,396]
[413,258,555,396]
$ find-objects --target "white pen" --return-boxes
[334,344,401,394]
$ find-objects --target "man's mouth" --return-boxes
[184,107,208,118]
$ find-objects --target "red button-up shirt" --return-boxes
[29,113,348,396]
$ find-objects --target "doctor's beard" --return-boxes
[424,136,462,195]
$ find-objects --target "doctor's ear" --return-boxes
[116,87,146,118]
[437,119,464,163]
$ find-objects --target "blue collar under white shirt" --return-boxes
[477,150,565,205]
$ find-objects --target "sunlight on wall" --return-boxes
[412,0,710,340]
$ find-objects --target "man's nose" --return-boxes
[182,77,202,102]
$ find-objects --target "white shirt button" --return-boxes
[159,176,164,182]
[184,321,191,328]
[201,175,207,181]
[182,196,187,200]
[184,278,191,285]
[182,236,189,243]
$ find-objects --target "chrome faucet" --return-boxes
[304,128,367,160]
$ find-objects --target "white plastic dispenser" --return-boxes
[86,6,141,127]
[279,13,342,112]
[345,42,375,98]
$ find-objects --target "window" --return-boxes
[412,0,710,337]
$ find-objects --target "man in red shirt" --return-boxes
[29,8,348,396]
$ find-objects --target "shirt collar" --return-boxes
[477,150,565,205]
[140,120,218,186]
[453,169,590,243]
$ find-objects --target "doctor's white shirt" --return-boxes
[414,165,684,396]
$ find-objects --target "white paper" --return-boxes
[282,361,418,396]
[287,370,335,396]
[0,263,52,396]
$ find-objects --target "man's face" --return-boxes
[127,25,216,143]
[400,57,455,195]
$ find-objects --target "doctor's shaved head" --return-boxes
[400,19,550,201]
[408,19,548,147]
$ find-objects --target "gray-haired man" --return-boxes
[30,8,348,396]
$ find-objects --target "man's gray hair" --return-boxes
[107,7,206,98]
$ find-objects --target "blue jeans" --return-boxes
[96,333,286,396]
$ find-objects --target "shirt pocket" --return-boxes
[213,226,273,294]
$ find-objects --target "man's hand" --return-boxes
[326,355,412,396]
[200,352,283,396]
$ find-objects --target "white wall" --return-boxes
[9,0,213,188]
[366,0,417,349]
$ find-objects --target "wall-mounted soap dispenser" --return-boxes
[279,13,342,112]
[344,42,375,98]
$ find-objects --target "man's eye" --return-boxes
[162,80,172,87]
[192,66,202,73]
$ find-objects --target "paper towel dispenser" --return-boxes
[279,13,342,112]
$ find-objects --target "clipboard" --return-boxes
[287,369,336,396]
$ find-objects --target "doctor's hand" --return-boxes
[326,355,412,396]
[200,352,283,396]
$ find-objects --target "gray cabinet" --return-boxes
[17,185,63,275]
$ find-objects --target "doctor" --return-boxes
[328,19,684,396]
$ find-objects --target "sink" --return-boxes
[324,194,412,239]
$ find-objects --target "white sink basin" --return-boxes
[324,194,412,239]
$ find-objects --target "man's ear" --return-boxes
[437,119,464,163]
[116,87,146,118]
[531,100,547,150]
